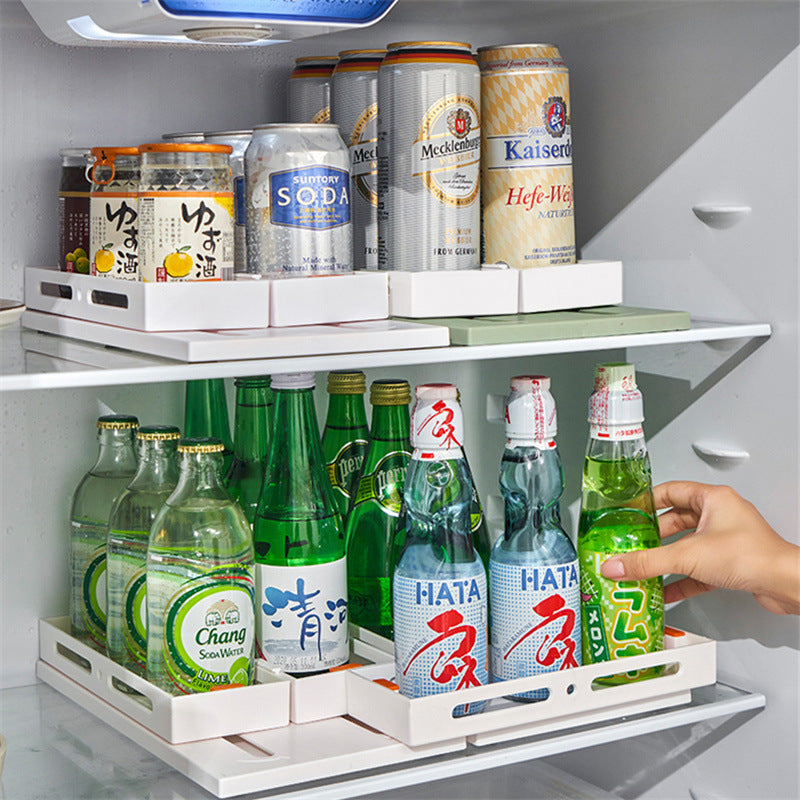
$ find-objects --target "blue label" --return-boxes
[234,176,246,226]
[269,165,350,230]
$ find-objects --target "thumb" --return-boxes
[600,544,681,582]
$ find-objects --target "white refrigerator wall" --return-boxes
[0,1,798,798]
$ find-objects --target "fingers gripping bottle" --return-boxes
[107,425,181,673]
[490,377,581,701]
[254,373,349,674]
[393,384,488,717]
[70,415,139,650]
[146,439,256,694]
[578,364,664,682]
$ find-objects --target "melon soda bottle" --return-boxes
[578,363,664,682]
[392,384,488,717]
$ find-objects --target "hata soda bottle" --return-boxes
[322,371,369,520]
[70,415,139,650]
[490,376,580,701]
[146,438,255,694]
[253,373,349,674]
[107,425,181,673]
[578,364,664,682]
[393,384,487,716]
[345,379,412,638]
[184,379,234,475]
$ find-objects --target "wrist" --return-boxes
[769,541,800,614]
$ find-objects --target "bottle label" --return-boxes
[327,439,369,502]
[123,567,148,667]
[490,560,581,697]
[163,569,255,693]
[590,423,645,441]
[579,549,664,669]
[353,451,410,517]
[256,557,349,673]
[81,544,107,646]
[90,194,139,280]
[393,572,488,715]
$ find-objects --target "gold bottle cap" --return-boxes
[97,415,139,430]
[137,425,181,441]
[327,371,367,394]
[178,438,225,454]
[370,379,411,406]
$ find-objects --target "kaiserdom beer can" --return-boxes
[477,44,575,268]
[331,49,385,270]
[378,41,481,271]
[245,124,353,277]
[287,56,338,123]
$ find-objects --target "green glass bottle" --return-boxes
[253,373,348,674]
[146,438,255,695]
[345,379,411,639]
[225,376,273,525]
[322,371,370,520]
[106,426,181,673]
[184,379,233,474]
[70,415,139,650]
[578,363,664,683]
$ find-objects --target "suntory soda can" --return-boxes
[245,124,353,277]
[477,44,575,268]
[287,56,338,124]
[331,49,385,270]
[378,42,481,271]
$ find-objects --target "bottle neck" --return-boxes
[172,451,228,500]
[325,393,368,432]
[586,433,648,461]
[233,383,272,462]
[370,403,410,444]
[129,439,180,490]
[184,379,232,451]
[93,429,138,474]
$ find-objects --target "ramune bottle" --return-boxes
[490,376,580,701]
[345,379,411,638]
[225,376,273,525]
[184,379,234,475]
[253,373,349,674]
[146,438,255,694]
[578,363,664,682]
[393,384,487,716]
[106,425,181,673]
[322,371,369,520]
[70,414,139,650]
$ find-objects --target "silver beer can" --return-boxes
[245,123,353,277]
[377,41,481,272]
[205,129,253,274]
[287,56,338,124]
[331,49,385,270]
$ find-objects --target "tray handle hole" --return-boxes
[566,684,575,695]
[224,735,274,759]
[55,642,91,673]
[591,662,680,690]
[40,282,73,299]
[90,290,129,309]
[110,675,153,710]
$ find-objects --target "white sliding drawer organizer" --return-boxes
[37,612,717,798]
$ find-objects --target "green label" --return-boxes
[123,569,147,667]
[81,547,107,647]
[327,439,368,499]
[353,451,410,517]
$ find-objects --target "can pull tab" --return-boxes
[90,149,116,185]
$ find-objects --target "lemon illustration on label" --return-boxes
[94,244,115,273]
[228,656,250,687]
[164,246,193,278]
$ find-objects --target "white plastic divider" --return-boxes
[345,628,716,747]
[39,617,291,744]
[517,260,623,313]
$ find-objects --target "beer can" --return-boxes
[161,131,206,143]
[477,43,575,268]
[287,56,338,124]
[205,130,253,274]
[331,49,385,270]
[245,124,353,277]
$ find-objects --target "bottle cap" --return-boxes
[588,362,644,435]
[178,437,225,454]
[505,375,557,441]
[411,384,464,451]
[327,370,366,395]
[593,363,637,392]
[271,372,315,390]
[370,379,411,406]
[97,415,139,430]
[137,425,181,441]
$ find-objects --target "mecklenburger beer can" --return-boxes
[245,124,353,277]
[287,56,338,124]
[477,43,575,268]
[331,49,385,270]
[378,41,481,271]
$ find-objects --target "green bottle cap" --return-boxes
[97,415,139,430]
[327,370,366,395]
[137,425,181,441]
[234,376,271,388]
[593,363,637,391]
[370,379,411,406]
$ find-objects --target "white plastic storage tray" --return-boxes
[346,627,716,747]
[39,617,291,744]
[518,260,623,313]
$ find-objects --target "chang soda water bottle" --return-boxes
[146,438,255,694]
[490,376,580,701]
[578,364,664,683]
[393,384,488,717]
[106,425,180,673]
[70,415,139,650]
[253,373,349,674]
[322,371,370,520]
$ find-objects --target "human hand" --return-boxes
[600,481,800,615]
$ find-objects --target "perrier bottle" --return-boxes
[578,363,664,683]
[345,379,411,639]
[253,373,349,674]
[70,415,139,650]
[184,379,233,475]
[322,371,369,520]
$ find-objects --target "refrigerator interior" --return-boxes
[0,1,798,798]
